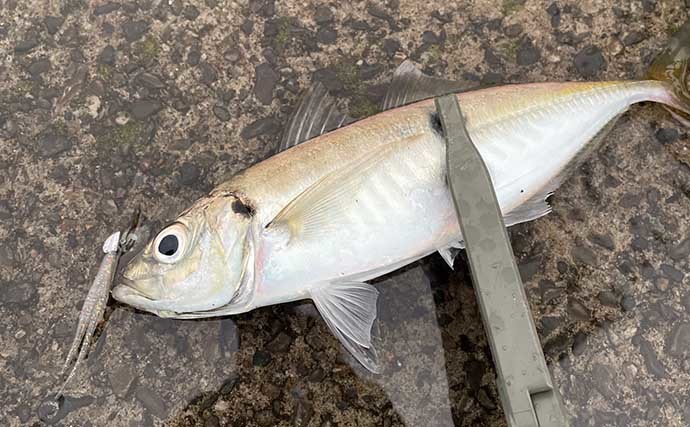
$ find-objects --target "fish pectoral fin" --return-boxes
[278,81,353,152]
[266,142,395,241]
[310,281,381,374]
[437,241,464,269]
[382,60,469,110]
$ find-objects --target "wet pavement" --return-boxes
[1,0,690,426]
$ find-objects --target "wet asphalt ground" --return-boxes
[1,0,690,426]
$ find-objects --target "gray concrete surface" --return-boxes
[1,0,689,426]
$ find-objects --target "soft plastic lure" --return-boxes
[43,210,140,421]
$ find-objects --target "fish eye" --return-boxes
[153,223,188,263]
[159,235,178,256]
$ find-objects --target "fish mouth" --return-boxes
[112,277,158,305]
[112,279,181,318]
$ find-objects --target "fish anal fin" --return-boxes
[310,281,381,374]
[504,193,553,227]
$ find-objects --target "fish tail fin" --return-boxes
[648,20,690,124]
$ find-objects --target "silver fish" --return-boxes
[112,24,690,372]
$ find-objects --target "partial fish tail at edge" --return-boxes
[648,19,690,125]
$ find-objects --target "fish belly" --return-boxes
[252,81,669,304]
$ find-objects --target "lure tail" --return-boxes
[648,20,690,125]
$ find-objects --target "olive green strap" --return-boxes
[435,95,568,427]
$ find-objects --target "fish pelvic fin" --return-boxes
[648,19,690,123]
[310,281,381,374]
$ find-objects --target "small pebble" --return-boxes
[212,105,231,122]
[621,294,636,312]
[314,5,334,24]
[130,100,162,120]
[204,415,220,427]
[655,128,679,144]
[572,332,587,356]
[597,291,620,307]
[15,39,38,53]
[199,62,218,85]
[516,40,540,66]
[254,63,279,105]
[622,31,645,46]
[178,162,201,186]
[567,298,591,321]
[253,350,272,367]
[574,45,605,77]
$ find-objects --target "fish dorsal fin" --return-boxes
[278,82,353,152]
[310,281,381,373]
[382,60,469,110]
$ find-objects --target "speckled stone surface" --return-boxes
[1,1,689,426]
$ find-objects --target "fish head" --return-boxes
[112,194,254,317]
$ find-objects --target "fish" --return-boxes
[112,23,690,373]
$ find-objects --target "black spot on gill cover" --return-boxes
[231,198,253,217]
